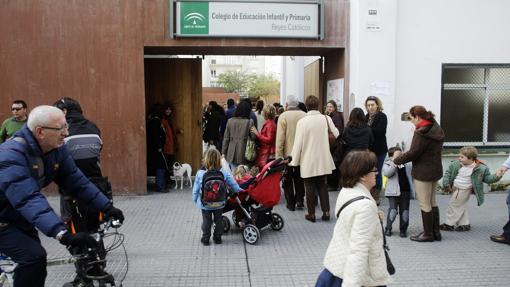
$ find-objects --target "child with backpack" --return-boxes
[440,146,501,231]
[192,148,241,245]
[382,146,414,237]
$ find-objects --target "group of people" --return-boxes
[317,103,510,286]
[146,103,179,193]
[0,99,125,287]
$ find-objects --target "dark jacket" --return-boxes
[367,112,388,155]
[394,120,445,181]
[0,126,110,237]
[328,111,345,136]
[342,126,374,153]
[65,110,102,177]
[147,116,166,170]
[203,110,221,142]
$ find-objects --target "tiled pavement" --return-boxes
[42,189,510,286]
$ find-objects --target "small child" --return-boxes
[440,146,501,231]
[192,148,241,245]
[382,146,414,238]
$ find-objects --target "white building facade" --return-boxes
[282,0,510,150]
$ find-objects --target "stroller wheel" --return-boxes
[243,224,260,245]
[222,215,231,233]
[270,213,284,231]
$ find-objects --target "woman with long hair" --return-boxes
[394,105,445,242]
[342,107,373,154]
[222,100,256,170]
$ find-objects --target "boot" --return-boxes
[432,206,442,241]
[410,211,434,242]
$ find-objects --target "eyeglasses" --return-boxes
[40,123,69,132]
[11,107,23,111]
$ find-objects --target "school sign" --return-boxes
[174,1,323,39]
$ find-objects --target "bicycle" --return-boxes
[0,219,127,287]
[0,253,16,287]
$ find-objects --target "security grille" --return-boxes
[441,64,510,146]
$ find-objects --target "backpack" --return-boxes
[201,169,228,209]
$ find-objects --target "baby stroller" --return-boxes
[222,157,291,244]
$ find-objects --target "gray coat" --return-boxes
[382,159,415,197]
[222,117,256,165]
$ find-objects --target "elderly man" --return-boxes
[290,95,339,222]
[275,95,307,211]
[0,105,124,287]
[0,100,28,143]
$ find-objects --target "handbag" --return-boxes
[336,196,396,275]
[325,115,336,147]
[244,119,257,161]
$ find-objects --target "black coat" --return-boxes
[342,126,374,153]
[147,117,166,170]
[203,110,221,142]
[367,112,388,155]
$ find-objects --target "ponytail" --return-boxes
[409,105,435,121]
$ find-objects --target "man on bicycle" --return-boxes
[55,97,114,287]
[0,105,124,287]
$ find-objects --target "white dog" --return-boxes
[172,162,193,189]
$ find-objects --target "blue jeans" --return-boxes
[0,224,47,287]
[155,168,166,192]
[315,268,387,287]
[376,153,386,190]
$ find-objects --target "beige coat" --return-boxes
[290,111,339,178]
[275,108,307,158]
[323,183,393,287]
[222,118,255,165]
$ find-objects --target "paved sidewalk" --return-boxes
[42,189,510,286]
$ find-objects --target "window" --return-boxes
[441,64,510,146]
[211,59,216,64]
[210,70,217,77]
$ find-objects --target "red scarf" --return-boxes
[415,119,432,128]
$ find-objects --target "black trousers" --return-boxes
[283,166,305,208]
[0,224,47,287]
[201,209,223,240]
[303,175,329,216]
[386,192,410,232]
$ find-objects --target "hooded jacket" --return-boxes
[0,126,110,237]
[394,120,445,181]
[64,110,102,177]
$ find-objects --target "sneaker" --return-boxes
[201,238,210,246]
[296,202,305,210]
[490,234,510,245]
[213,237,222,244]
[439,223,455,231]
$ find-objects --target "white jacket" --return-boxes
[323,183,393,287]
[290,110,339,178]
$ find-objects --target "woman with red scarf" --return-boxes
[394,106,445,242]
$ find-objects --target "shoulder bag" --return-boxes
[336,196,395,275]
[244,119,257,161]
[325,115,336,147]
